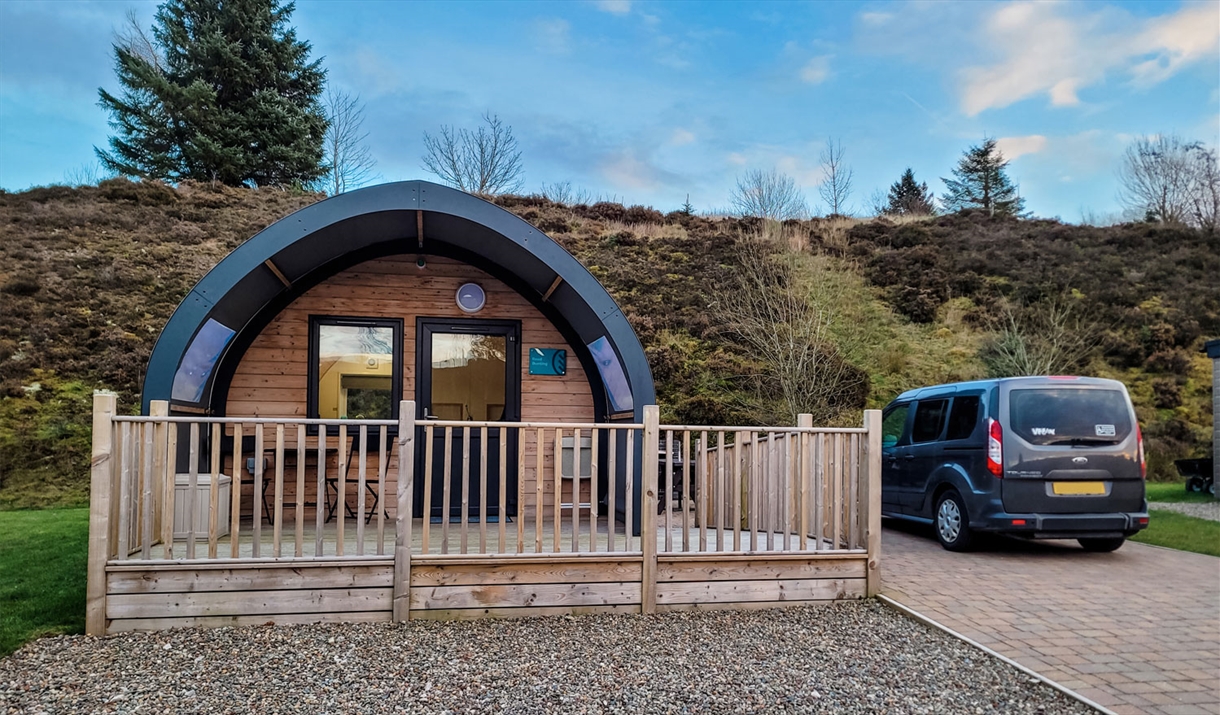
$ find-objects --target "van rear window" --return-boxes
[1009,389,1132,445]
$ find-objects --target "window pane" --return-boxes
[431,333,507,421]
[1009,389,1131,445]
[945,396,981,441]
[911,399,948,443]
[317,325,395,419]
[172,318,235,403]
[881,404,909,447]
[588,336,633,413]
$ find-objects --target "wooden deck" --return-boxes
[89,399,882,634]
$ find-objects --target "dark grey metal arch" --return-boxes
[142,180,655,426]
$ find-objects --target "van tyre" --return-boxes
[935,490,973,552]
[1078,537,1125,552]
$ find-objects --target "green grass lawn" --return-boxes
[1132,509,1220,557]
[0,508,88,657]
[1145,480,1215,504]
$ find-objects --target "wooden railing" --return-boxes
[653,422,869,554]
[88,396,879,566]
[415,420,641,556]
[88,394,882,632]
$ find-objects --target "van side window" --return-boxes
[911,399,948,443]
[945,395,981,440]
[881,404,910,447]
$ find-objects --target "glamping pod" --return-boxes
[141,180,655,527]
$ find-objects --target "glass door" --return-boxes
[415,319,521,520]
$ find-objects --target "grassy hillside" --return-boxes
[0,181,1214,508]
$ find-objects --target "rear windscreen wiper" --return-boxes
[1044,437,1120,446]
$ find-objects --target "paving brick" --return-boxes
[882,527,1219,715]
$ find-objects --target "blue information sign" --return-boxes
[529,348,567,376]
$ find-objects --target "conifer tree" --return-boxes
[97,0,327,187]
[884,168,936,216]
[941,139,1026,217]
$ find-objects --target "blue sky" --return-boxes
[2,0,1217,221]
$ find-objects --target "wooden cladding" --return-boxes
[225,255,595,424]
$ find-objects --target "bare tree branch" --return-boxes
[723,226,861,423]
[115,10,163,74]
[981,297,1102,377]
[729,168,807,220]
[1118,134,1218,229]
[818,137,854,216]
[421,112,524,196]
[317,89,376,195]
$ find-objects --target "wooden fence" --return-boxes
[87,394,881,634]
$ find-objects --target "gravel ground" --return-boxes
[1151,501,1220,521]
[1,602,1092,715]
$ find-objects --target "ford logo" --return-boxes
[1072,456,1088,465]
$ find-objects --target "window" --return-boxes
[308,316,403,427]
[171,318,236,403]
[588,336,633,413]
[881,404,910,447]
[945,395,981,441]
[1009,388,1132,445]
[911,399,949,443]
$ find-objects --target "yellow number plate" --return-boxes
[1052,481,1106,495]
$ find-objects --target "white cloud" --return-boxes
[859,11,893,25]
[594,0,632,15]
[599,150,682,191]
[669,128,696,146]
[995,134,1049,161]
[775,155,823,187]
[532,18,571,55]
[800,55,832,85]
[958,2,1220,116]
[1129,4,1220,87]
[726,152,748,166]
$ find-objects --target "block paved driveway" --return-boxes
[881,521,1220,715]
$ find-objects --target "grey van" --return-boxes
[880,376,1149,552]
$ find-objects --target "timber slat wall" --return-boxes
[105,561,394,632]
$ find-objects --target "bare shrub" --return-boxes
[981,297,1101,376]
[723,225,864,423]
[421,113,524,196]
[729,169,807,221]
[538,181,593,206]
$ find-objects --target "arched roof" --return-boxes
[143,180,655,422]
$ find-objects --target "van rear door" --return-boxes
[1001,385,1143,514]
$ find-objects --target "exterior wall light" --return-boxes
[456,282,486,313]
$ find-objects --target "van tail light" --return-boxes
[986,418,1003,477]
[1136,423,1146,479]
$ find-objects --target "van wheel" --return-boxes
[1078,537,1125,552]
[935,490,973,552]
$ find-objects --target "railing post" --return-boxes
[797,414,812,552]
[864,409,882,597]
[393,400,416,622]
[641,405,659,615]
[149,400,169,558]
[86,391,117,636]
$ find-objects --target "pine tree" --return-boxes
[941,139,1027,217]
[679,194,694,216]
[884,168,936,216]
[97,0,327,187]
